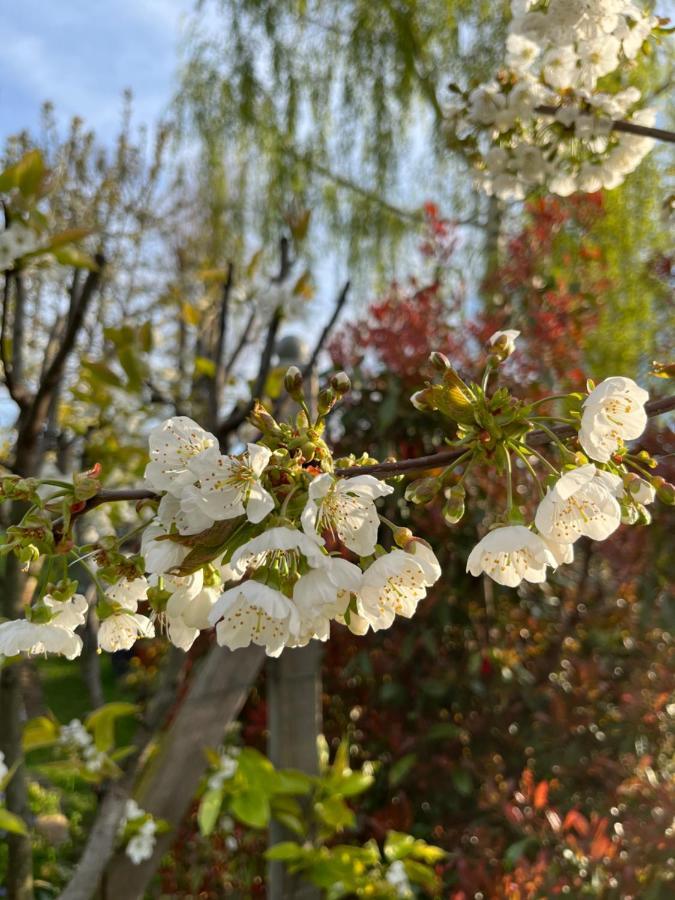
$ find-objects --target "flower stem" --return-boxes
[500,445,514,515]
[509,442,545,499]
[527,420,574,459]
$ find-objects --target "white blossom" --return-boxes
[125,820,157,865]
[355,546,440,632]
[625,476,655,506]
[467,526,557,587]
[141,522,190,575]
[208,580,300,657]
[0,751,8,784]
[290,557,363,646]
[386,859,413,898]
[144,416,217,496]
[579,376,649,462]
[98,578,154,652]
[0,224,40,270]
[301,473,393,556]
[230,526,326,577]
[535,464,622,544]
[182,442,275,526]
[488,329,521,359]
[0,593,87,660]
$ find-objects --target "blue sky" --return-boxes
[0,0,192,143]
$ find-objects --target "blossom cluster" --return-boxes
[443,0,661,198]
[58,718,106,774]
[467,375,658,587]
[0,223,40,271]
[118,799,158,865]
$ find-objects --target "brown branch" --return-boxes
[216,239,291,442]
[209,262,234,431]
[72,394,675,509]
[535,104,675,144]
[301,280,350,379]
[1,273,30,409]
[14,257,104,474]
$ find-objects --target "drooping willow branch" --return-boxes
[535,105,675,145]
[72,394,675,512]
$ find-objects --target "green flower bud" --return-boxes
[442,484,465,525]
[318,387,337,416]
[330,371,351,395]
[429,351,451,372]
[404,477,442,504]
[284,365,304,399]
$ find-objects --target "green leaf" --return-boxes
[275,768,313,795]
[314,795,354,832]
[198,789,223,836]
[230,789,271,828]
[194,356,216,377]
[53,246,99,270]
[22,716,59,752]
[265,841,305,862]
[451,767,473,797]
[85,702,139,753]
[117,347,146,392]
[335,771,374,797]
[388,753,417,787]
[81,360,124,388]
[504,837,538,870]
[0,808,28,835]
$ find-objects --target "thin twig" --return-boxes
[535,104,675,144]
[209,262,234,430]
[74,394,675,508]
[301,280,350,379]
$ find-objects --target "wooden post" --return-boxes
[267,643,323,900]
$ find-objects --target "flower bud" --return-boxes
[442,484,465,525]
[249,401,283,437]
[330,371,351,395]
[393,527,414,548]
[654,477,675,505]
[487,329,520,362]
[317,387,337,416]
[404,476,441,504]
[284,365,304,399]
[429,351,451,372]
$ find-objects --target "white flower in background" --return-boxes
[535,464,622,544]
[386,859,413,898]
[0,751,8,783]
[140,522,190,575]
[0,224,40,270]
[290,557,363,646]
[355,546,440,632]
[488,329,520,360]
[208,580,300,657]
[207,749,240,790]
[59,719,91,749]
[579,376,649,462]
[125,819,157,865]
[577,36,620,89]
[541,45,578,89]
[506,33,540,72]
[182,443,274,526]
[98,578,154,652]
[144,416,217,496]
[467,526,557,587]
[301,473,393,556]
[0,593,87,660]
[122,800,144,824]
[231,527,326,577]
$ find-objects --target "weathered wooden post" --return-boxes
[267,335,322,900]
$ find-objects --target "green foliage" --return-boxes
[195,736,443,896]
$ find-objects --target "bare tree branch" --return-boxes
[208,262,234,430]
[301,281,350,379]
[536,104,675,144]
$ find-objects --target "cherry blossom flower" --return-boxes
[535,464,622,544]
[231,526,326,577]
[98,578,154,652]
[157,491,213,537]
[488,329,521,360]
[140,522,190,574]
[467,526,557,587]
[208,580,300,656]
[125,820,157,865]
[579,376,649,462]
[301,473,393,556]
[355,546,440,632]
[0,593,88,660]
[144,416,217,496]
[181,443,274,525]
[290,557,363,646]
